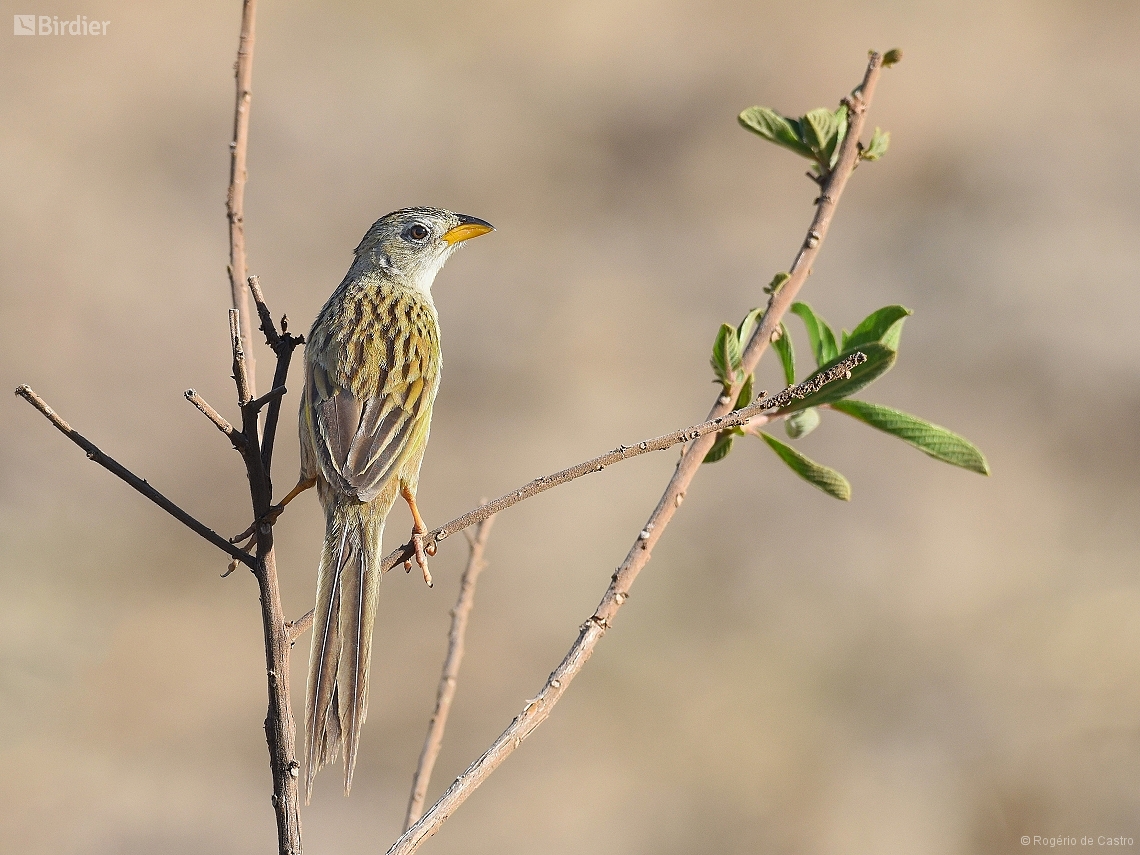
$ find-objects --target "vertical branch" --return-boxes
[226,3,304,851]
[249,275,303,492]
[230,308,252,404]
[227,0,258,397]
[231,305,304,855]
[404,516,496,831]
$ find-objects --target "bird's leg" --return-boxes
[231,476,317,543]
[400,484,435,588]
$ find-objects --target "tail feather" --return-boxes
[304,502,383,800]
[337,513,382,792]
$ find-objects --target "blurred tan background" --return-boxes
[2,1,1138,852]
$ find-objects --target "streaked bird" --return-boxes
[279,207,493,799]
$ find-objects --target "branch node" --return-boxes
[244,385,287,414]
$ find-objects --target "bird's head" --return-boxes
[351,207,494,295]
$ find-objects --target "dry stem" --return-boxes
[387,51,886,855]
[227,0,258,397]
[404,515,496,831]
[14,384,255,567]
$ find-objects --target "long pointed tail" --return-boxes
[305,499,384,800]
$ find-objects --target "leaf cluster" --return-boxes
[738,104,889,179]
[704,301,988,499]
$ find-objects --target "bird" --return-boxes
[278,207,493,800]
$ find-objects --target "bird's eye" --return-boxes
[405,223,430,242]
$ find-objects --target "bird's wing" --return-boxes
[307,341,436,502]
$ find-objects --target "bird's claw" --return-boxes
[411,531,434,588]
[230,503,285,545]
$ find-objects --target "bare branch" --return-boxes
[222,4,304,848]
[226,295,302,853]
[245,385,287,414]
[227,0,258,396]
[248,275,281,347]
[378,354,863,575]
[14,385,255,567]
[249,275,304,484]
[286,610,314,646]
[185,389,246,450]
[387,52,886,855]
[230,308,253,405]
[404,516,496,831]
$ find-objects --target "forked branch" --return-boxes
[387,51,887,855]
[378,354,861,574]
[285,352,864,632]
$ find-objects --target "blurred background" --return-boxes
[2,1,1138,852]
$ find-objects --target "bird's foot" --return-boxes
[399,484,436,587]
[404,529,436,588]
[230,476,316,544]
[230,503,285,545]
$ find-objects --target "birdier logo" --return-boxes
[13,14,110,35]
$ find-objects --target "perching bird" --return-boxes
[281,207,493,799]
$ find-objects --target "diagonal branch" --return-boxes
[377,355,861,574]
[186,389,246,450]
[387,51,886,855]
[404,516,496,831]
[14,384,255,567]
[286,354,862,633]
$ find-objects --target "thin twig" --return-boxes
[230,309,252,405]
[227,0,258,397]
[14,385,255,567]
[387,52,886,855]
[248,276,304,485]
[185,389,246,450]
[404,516,496,831]
[377,354,862,575]
[246,385,287,414]
[286,611,314,646]
[248,275,280,347]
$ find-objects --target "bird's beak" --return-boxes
[441,215,494,245]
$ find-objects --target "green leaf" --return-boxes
[777,342,898,413]
[703,430,735,464]
[785,407,820,439]
[827,105,849,168]
[879,316,906,350]
[738,107,814,158]
[765,272,790,296]
[710,323,742,388]
[760,432,851,500]
[861,127,890,161]
[737,307,764,349]
[830,400,990,475]
[790,302,839,366]
[771,322,796,386]
[882,48,903,67]
[802,108,839,160]
[735,373,755,410]
[843,305,911,351]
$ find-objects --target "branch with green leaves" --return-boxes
[738,47,899,184]
[390,49,916,855]
[705,297,988,500]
